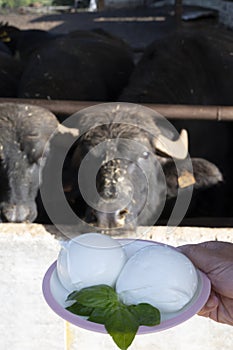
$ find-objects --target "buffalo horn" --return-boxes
[56,123,79,137]
[154,129,188,159]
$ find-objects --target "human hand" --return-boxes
[178,241,233,326]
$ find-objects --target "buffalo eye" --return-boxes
[20,134,47,164]
[141,151,150,159]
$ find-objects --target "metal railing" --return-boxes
[1,97,233,121]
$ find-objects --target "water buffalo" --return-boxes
[58,103,222,232]
[120,30,233,105]
[0,22,60,61]
[0,103,78,223]
[16,29,134,101]
[119,30,233,222]
[0,23,55,98]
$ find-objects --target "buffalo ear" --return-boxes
[190,158,223,188]
[162,158,223,198]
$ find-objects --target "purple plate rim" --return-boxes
[42,239,211,334]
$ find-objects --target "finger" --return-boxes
[198,308,211,317]
[197,293,219,318]
[200,292,219,312]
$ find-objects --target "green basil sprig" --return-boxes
[66,284,160,350]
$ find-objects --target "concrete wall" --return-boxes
[0,224,233,350]
[219,1,233,28]
[183,0,233,28]
[149,0,233,29]
[182,0,222,10]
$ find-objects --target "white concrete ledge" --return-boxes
[0,224,233,350]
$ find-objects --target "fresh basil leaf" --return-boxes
[128,303,160,326]
[66,285,118,308]
[66,285,161,350]
[66,302,93,316]
[66,290,80,302]
[88,307,111,324]
[105,305,139,350]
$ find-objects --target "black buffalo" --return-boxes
[119,30,233,222]
[59,103,222,232]
[0,23,60,61]
[0,24,134,102]
[0,102,78,222]
[120,30,233,105]
[16,29,134,102]
[0,23,55,98]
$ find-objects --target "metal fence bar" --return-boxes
[1,98,233,121]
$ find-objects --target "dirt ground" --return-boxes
[0,5,226,49]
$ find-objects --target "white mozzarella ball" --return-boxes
[120,240,152,260]
[57,233,127,292]
[116,245,198,313]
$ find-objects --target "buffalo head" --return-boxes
[0,103,79,222]
[62,103,222,234]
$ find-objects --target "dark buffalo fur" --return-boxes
[119,29,233,221]
[17,29,134,101]
[0,103,59,222]
[0,23,60,61]
[120,30,233,105]
[0,38,23,97]
[0,50,22,97]
[65,104,222,231]
[0,23,134,102]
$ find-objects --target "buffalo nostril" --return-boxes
[1,204,35,223]
[115,208,129,226]
[84,207,130,229]
[118,208,129,219]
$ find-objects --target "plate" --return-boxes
[42,239,211,334]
